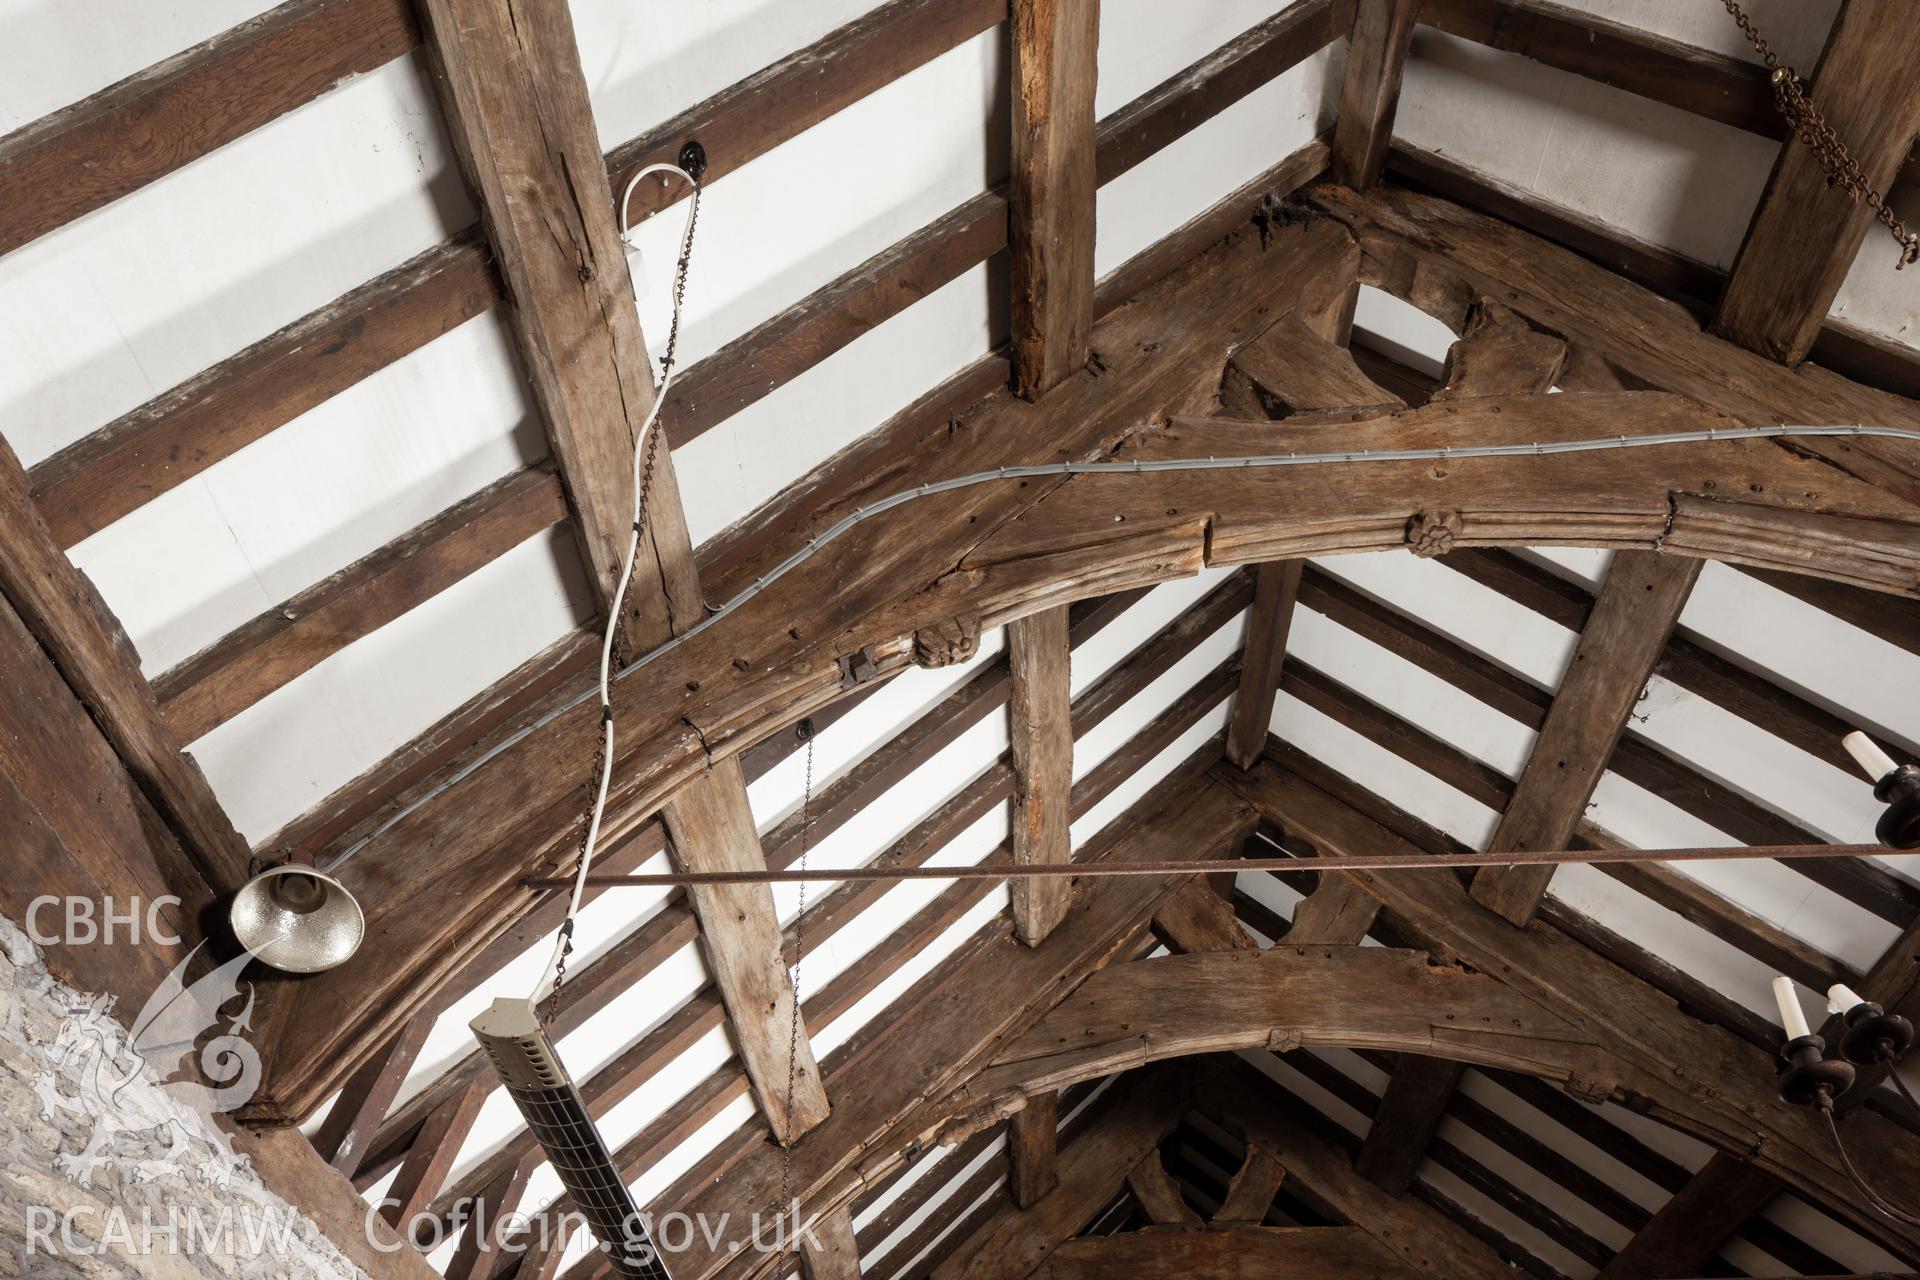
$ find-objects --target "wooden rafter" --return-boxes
[1008,0,1100,398]
[1595,1152,1780,1280]
[1195,1057,1515,1280]
[929,1068,1192,1280]
[1221,753,1920,1258]
[1220,291,1394,770]
[1010,607,1074,946]
[415,0,827,1145]
[1009,1090,1062,1208]
[0,0,418,259]
[380,576,1243,1221]
[255,201,1346,1122]
[1714,0,1920,365]
[1309,181,1920,506]
[1031,1225,1425,1279]
[641,775,1254,1280]
[0,438,252,891]
[1468,550,1703,925]
[1330,0,1420,188]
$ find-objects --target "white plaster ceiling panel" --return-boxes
[1438,1104,1636,1254]
[620,28,1002,374]
[65,478,264,677]
[1395,29,1570,194]
[1095,50,1335,278]
[67,307,537,675]
[747,626,1009,836]
[1069,699,1232,848]
[1095,0,1303,119]
[0,54,474,463]
[1070,609,1244,785]
[188,527,584,839]
[0,0,282,131]
[1275,685,1503,851]
[673,262,994,549]
[1557,0,1838,72]
[1524,72,1773,270]
[1286,602,1537,781]
[1682,564,1920,773]
[1545,861,1793,1045]
[569,0,880,156]
[1828,187,1920,349]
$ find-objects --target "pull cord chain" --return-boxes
[780,720,815,1240]
[540,163,704,1025]
[1722,0,1920,269]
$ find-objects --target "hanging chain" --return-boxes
[780,719,815,1239]
[545,180,705,1030]
[1722,0,1920,269]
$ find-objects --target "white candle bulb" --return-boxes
[1773,975,1812,1040]
[1827,982,1868,1015]
[1843,731,1898,784]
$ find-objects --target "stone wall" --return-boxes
[0,914,368,1279]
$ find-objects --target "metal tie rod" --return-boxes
[518,840,1901,890]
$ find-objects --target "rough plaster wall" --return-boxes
[0,916,365,1280]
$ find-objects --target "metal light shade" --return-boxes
[229,864,364,973]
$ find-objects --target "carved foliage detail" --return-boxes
[1406,508,1462,558]
[913,616,982,668]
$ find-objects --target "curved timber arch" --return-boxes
[263,206,1920,1126]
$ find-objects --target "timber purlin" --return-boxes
[375,577,1243,1229]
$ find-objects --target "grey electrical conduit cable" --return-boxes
[320,419,1920,889]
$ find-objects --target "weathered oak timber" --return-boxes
[28,235,500,549]
[1353,1055,1463,1194]
[1154,881,1258,953]
[1282,872,1381,945]
[155,464,566,742]
[1309,181,1920,509]
[969,393,1920,591]
[642,776,1255,1280]
[1219,755,1920,1257]
[1008,1090,1060,1208]
[797,1208,861,1280]
[1594,1152,1780,1280]
[374,580,1232,1208]
[414,0,701,652]
[1008,0,1099,397]
[1714,0,1920,365]
[0,0,419,259]
[1214,1144,1286,1224]
[0,588,204,1006]
[1196,1058,1516,1280]
[947,946,1628,1118]
[662,756,831,1143]
[312,1014,433,1175]
[928,1069,1190,1280]
[1232,314,1404,416]
[1430,297,1565,400]
[1129,1151,1205,1226]
[1031,1225,1425,1279]
[1470,552,1704,925]
[0,436,251,891]
[1331,0,1420,188]
[1221,299,1391,769]
[1009,607,1074,944]
[378,1077,487,1230]
[254,210,1348,1123]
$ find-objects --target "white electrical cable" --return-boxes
[531,163,700,1004]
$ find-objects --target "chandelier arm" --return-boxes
[1819,1105,1920,1227]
